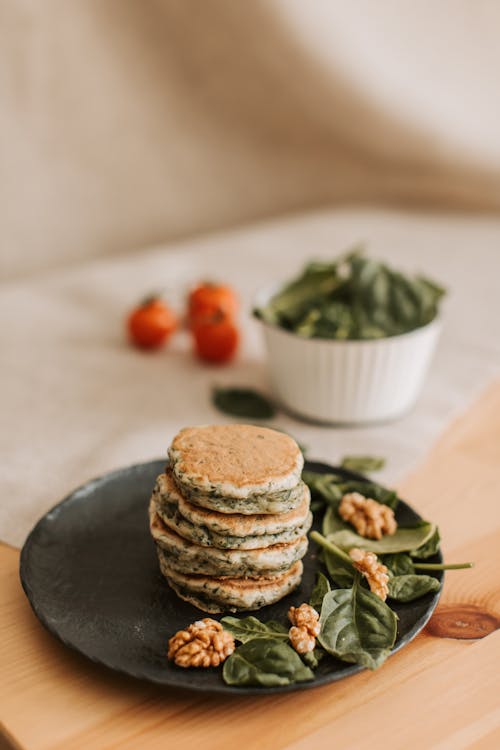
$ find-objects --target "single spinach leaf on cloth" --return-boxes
[221,616,288,644]
[327,521,436,555]
[318,578,397,670]
[212,387,276,419]
[309,572,331,611]
[222,638,314,687]
[382,553,415,577]
[387,574,441,602]
[340,455,386,473]
[410,526,441,559]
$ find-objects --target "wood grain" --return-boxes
[426,604,499,640]
[1,382,500,750]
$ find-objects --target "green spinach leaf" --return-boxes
[212,387,276,419]
[310,498,326,514]
[318,579,397,670]
[340,455,386,473]
[303,471,399,511]
[387,574,441,602]
[309,572,331,611]
[322,506,349,536]
[311,528,355,588]
[382,553,415,577]
[302,471,344,506]
[327,521,436,555]
[254,251,445,341]
[410,526,441,559]
[320,508,356,586]
[336,480,399,510]
[222,638,315,687]
[221,616,288,644]
[301,648,324,669]
[324,552,355,588]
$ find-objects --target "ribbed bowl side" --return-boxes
[261,321,441,424]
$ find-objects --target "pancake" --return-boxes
[177,481,311,536]
[154,469,310,533]
[150,489,312,550]
[168,424,304,510]
[150,508,309,577]
[174,480,305,516]
[158,558,303,613]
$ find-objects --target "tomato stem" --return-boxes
[140,290,165,307]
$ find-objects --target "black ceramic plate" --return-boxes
[20,460,443,695]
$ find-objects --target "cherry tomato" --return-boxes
[188,283,238,327]
[192,316,239,363]
[127,298,177,349]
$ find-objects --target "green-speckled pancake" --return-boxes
[150,479,312,550]
[177,480,310,536]
[158,557,303,613]
[150,507,308,577]
[168,424,304,511]
[154,469,310,533]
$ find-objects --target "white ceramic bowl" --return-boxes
[255,287,441,424]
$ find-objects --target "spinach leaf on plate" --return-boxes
[303,471,399,511]
[309,572,331,612]
[301,648,324,670]
[322,506,348,536]
[222,638,315,687]
[324,551,355,589]
[327,521,436,555]
[340,455,386,473]
[303,471,344,504]
[302,472,342,513]
[387,574,441,602]
[318,578,398,670]
[410,526,441,559]
[221,616,288,644]
[312,525,356,588]
[382,553,415,577]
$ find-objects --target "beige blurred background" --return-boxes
[2,0,500,280]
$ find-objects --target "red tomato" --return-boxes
[192,316,239,363]
[188,283,238,327]
[127,298,178,350]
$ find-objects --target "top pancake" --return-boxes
[169,424,304,502]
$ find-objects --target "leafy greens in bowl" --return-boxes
[254,250,445,341]
[253,249,446,423]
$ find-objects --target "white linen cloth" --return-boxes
[1,209,499,547]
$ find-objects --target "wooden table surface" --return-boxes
[1,383,500,750]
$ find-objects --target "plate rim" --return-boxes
[19,458,443,695]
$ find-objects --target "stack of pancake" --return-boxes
[149,424,311,613]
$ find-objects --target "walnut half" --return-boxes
[339,492,397,540]
[168,618,235,668]
[288,603,320,654]
[349,548,390,601]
